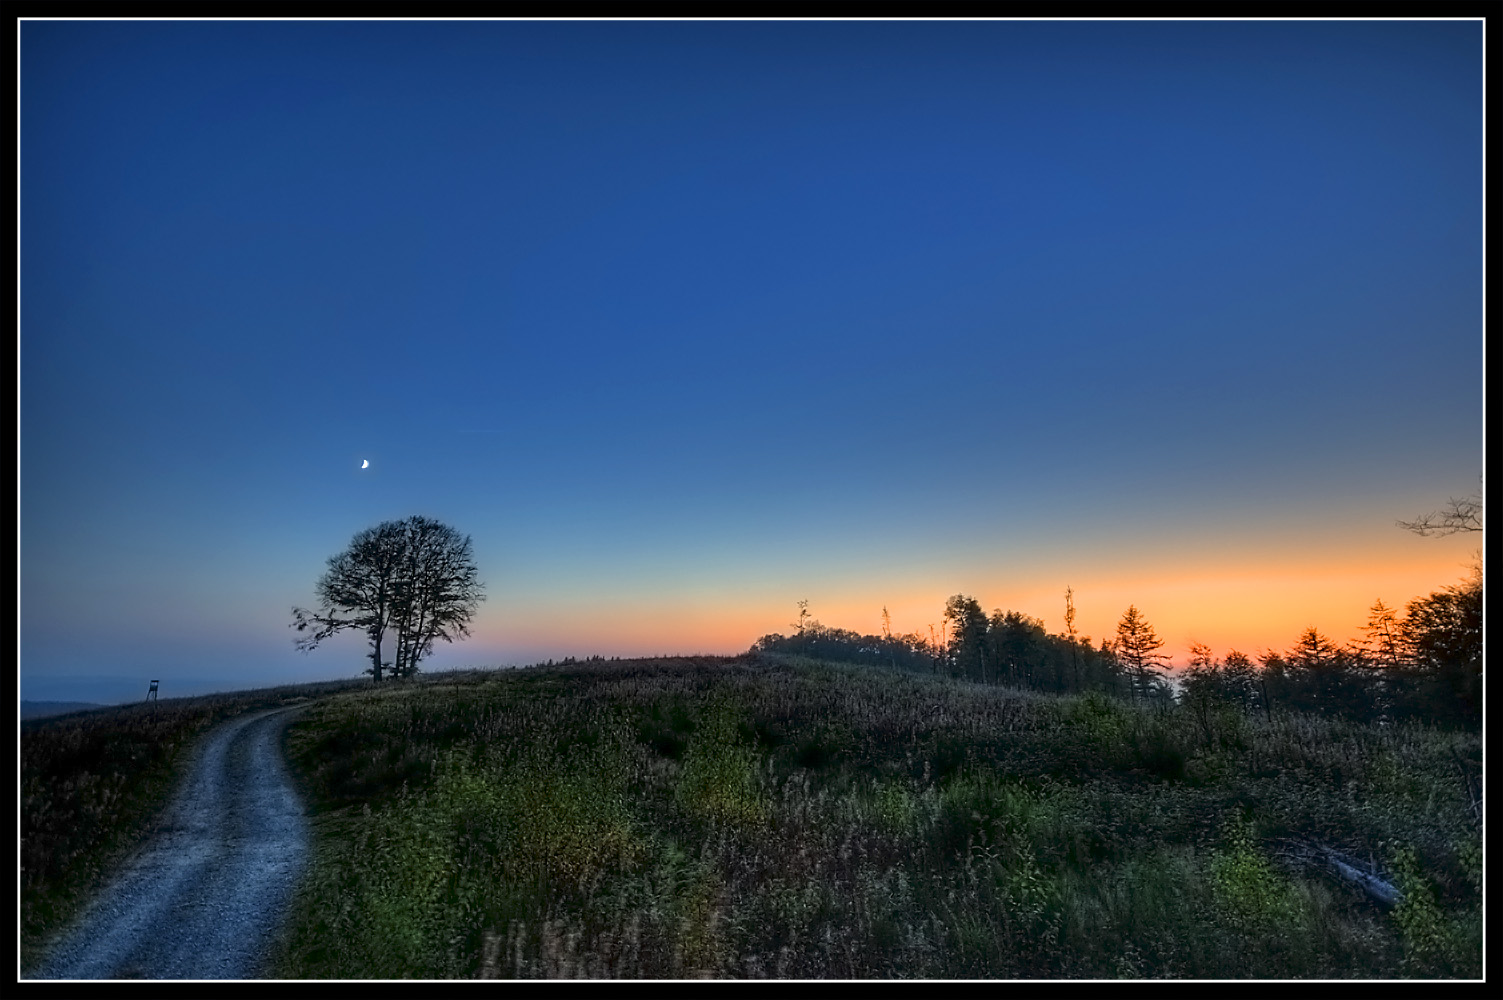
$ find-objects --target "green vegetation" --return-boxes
[265,655,1481,979]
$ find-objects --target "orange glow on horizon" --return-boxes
[856,561,1478,666]
[469,546,1478,668]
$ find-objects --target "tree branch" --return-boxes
[290,605,360,652]
[1397,494,1482,536]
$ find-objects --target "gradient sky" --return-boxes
[20,20,1483,704]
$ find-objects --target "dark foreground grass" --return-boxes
[19,678,369,973]
[269,655,1481,979]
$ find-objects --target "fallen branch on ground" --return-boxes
[1274,839,1402,909]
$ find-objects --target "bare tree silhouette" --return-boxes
[1398,482,1483,536]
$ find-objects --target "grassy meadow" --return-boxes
[258,654,1480,979]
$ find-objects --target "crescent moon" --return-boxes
[361,460,369,469]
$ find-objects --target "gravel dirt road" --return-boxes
[34,705,310,980]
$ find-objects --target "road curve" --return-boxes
[35,706,310,980]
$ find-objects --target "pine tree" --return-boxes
[944,594,989,682]
[1113,605,1169,702]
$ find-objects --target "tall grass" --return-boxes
[269,655,1481,978]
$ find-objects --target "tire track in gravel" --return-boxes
[35,705,310,980]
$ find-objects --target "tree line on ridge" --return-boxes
[753,566,1480,729]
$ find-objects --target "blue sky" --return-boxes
[21,20,1482,704]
